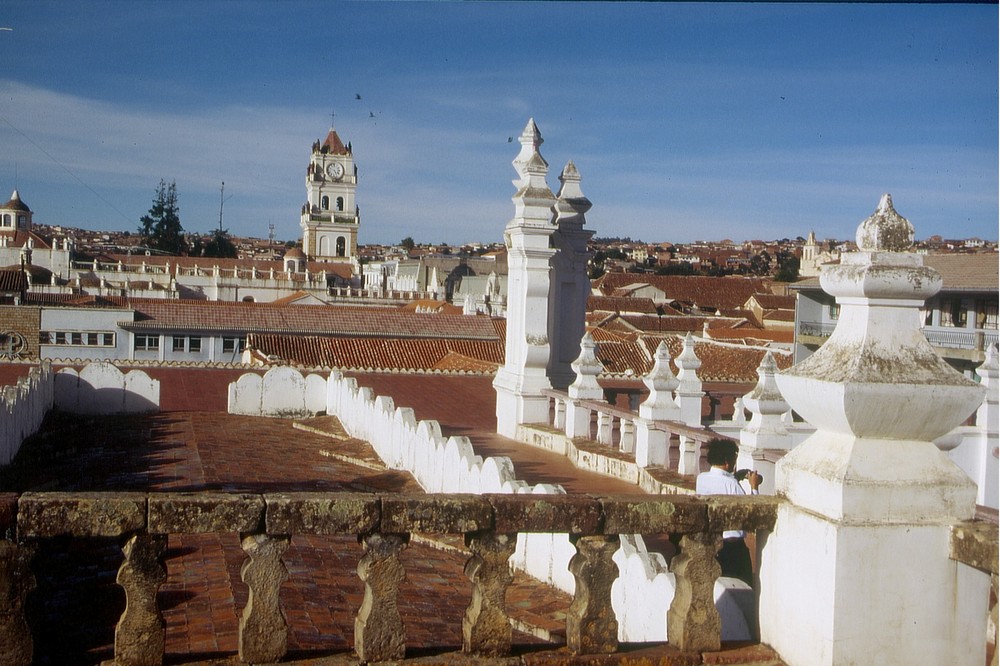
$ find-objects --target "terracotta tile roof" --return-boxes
[400,299,465,315]
[0,269,26,293]
[594,274,771,310]
[705,328,795,344]
[586,296,658,314]
[762,310,796,322]
[114,299,501,339]
[793,252,998,294]
[608,314,744,334]
[247,333,503,371]
[0,230,52,250]
[923,253,998,292]
[748,293,796,310]
[321,129,349,155]
[633,335,794,383]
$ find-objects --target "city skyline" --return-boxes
[1,2,996,246]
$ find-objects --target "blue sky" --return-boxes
[1,2,996,246]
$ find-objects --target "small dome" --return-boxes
[284,247,305,258]
[1,190,30,213]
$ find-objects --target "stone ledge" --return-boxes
[704,496,782,534]
[382,494,493,534]
[148,493,264,534]
[950,520,999,574]
[18,492,146,537]
[600,495,707,534]
[265,492,380,535]
[488,494,602,535]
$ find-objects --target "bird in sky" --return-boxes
[355,93,362,100]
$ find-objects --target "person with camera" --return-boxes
[695,438,761,586]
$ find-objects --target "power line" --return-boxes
[0,115,135,225]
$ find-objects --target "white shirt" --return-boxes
[696,466,746,539]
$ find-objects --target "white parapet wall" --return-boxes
[0,362,55,465]
[228,365,327,417]
[54,362,159,415]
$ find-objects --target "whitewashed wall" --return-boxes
[228,366,326,417]
[54,362,159,415]
[0,362,54,465]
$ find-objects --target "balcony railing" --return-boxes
[1,490,781,665]
[800,319,999,351]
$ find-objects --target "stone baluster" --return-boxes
[553,396,566,431]
[0,540,35,666]
[356,532,409,662]
[462,531,516,656]
[674,333,704,427]
[738,352,792,495]
[619,417,635,454]
[239,533,290,664]
[667,532,722,652]
[596,411,613,445]
[565,333,605,439]
[676,435,700,476]
[730,396,747,425]
[635,340,680,467]
[115,534,167,666]
[566,534,620,654]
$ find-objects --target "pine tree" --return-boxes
[139,180,187,255]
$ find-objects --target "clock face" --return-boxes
[327,162,345,180]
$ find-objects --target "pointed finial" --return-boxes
[856,193,914,252]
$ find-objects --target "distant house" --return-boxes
[791,252,999,374]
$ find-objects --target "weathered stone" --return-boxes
[115,534,167,666]
[949,520,999,574]
[489,494,601,534]
[600,496,707,535]
[566,534,620,655]
[0,540,34,666]
[668,532,721,652]
[0,494,17,536]
[239,533,290,664]
[463,531,516,656]
[704,496,781,534]
[381,494,493,534]
[148,493,263,534]
[265,492,379,535]
[356,532,408,663]
[19,492,146,537]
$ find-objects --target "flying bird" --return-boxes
[507,136,513,143]
[369,111,375,118]
[355,93,362,100]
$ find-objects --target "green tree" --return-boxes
[400,236,415,252]
[775,253,800,282]
[197,229,238,258]
[139,180,187,255]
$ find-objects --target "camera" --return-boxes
[734,469,763,483]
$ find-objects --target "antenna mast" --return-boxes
[218,182,225,233]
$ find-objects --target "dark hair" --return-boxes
[706,438,738,466]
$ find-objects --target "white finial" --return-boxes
[856,193,914,252]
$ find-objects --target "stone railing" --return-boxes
[0,362,53,466]
[0,491,780,666]
[544,389,728,479]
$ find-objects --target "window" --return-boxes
[223,337,245,354]
[102,333,115,346]
[321,195,329,211]
[0,214,10,228]
[336,197,344,212]
[188,336,201,353]
[829,303,840,320]
[173,336,186,352]
[941,299,967,328]
[71,332,82,345]
[87,333,98,346]
[17,215,26,228]
[976,300,998,330]
[43,331,115,346]
[336,237,346,257]
[55,332,66,344]
[135,335,159,351]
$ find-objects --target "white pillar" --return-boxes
[674,332,704,426]
[760,194,989,666]
[494,119,558,438]
[565,333,604,439]
[635,341,679,467]
[737,351,792,495]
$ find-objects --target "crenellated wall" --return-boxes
[0,362,53,466]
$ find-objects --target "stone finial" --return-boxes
[568,333,605,400]
[855,193,914,252]
[512,118,547,182]
[639,341,679,419]
[742,352,789,437]
[675,333,702,380]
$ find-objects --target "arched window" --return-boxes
[319,236,330,256]
[17,215,26,229]
[321,196,330,211]
[336,237,346,257]
[0,214,10,227]
[242,295,255,303]
[336,197,344,212]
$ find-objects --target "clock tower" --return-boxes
[300,127,359,264]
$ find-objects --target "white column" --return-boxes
[494,119,558,438]
[565,333,604,439]
[760,194,989,666]
[737,351,792,495]
[674,332,704,427]
[635,341,679,467]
